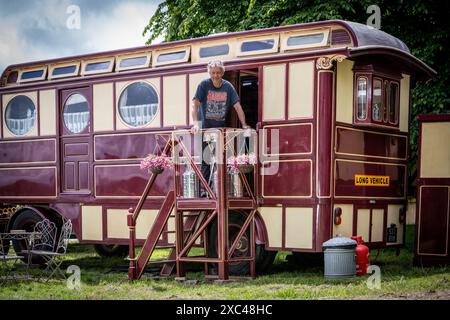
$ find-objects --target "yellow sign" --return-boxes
[354,175,390,186]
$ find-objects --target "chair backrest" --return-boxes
[32,219,57,252]
[55,219,72,254]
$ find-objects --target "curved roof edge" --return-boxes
[341,21,410,54]
[349,46,436,80]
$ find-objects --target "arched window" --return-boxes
[63,93,90,134]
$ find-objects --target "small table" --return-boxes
[0,230,40,281]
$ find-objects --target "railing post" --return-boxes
[217,129,229,281]
[127,208,136,280]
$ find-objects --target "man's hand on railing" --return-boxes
[191,121,200,134]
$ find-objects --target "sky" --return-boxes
[0,0,164,74]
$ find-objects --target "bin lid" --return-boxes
[322,236,357,249]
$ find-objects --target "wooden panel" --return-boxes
[399,74,410,132]
[163,75,187,127]
[262,160,311,198]
[288,61,314,119]
[336,127,407,160]
[65,162,76,190]
[371,209,384,242]
[418,186,449,255]
[0,167,57,198]
[79,161,89,190]
[93,83,114,132]
[0,139,56,164]
[39,89,56,136]
[95,164,173,197]
[336,60,354,124]
[263,64,285,121]
[335,160,406,198]
[356,209,370,242]
[81,206,103,241]
[420,122,450,178]
[258,207,282,248]
[107,209,129,239]
[95,132,170,161]
[285,207,313,249]
[65,143,89,156]
[263,123,312,156]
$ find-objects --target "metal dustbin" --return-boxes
[322,237,357,279]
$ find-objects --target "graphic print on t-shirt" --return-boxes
[205,90,227,121]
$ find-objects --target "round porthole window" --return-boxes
[118,82,158,127]
[5,95,36,135]
[63,93,89,134]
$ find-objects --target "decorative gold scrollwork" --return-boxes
[316,55,347,70]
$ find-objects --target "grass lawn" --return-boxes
[1,226,449,300]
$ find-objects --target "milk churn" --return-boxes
[211,167,219,197]
[228,171,243,197]
[182,165,199,198]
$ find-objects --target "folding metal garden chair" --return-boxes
[31,219,72,282]
[0,235,24,283]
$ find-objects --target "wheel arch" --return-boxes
[7,206,64,231]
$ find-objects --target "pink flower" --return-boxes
[140,154,174,171]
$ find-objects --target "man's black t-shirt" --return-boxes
[193,78,240,128]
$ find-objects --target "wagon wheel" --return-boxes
[207,211,276,275]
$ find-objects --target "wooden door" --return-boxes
[59,87,92,194]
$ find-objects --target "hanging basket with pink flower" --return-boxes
[140,154,174,174]
[227,153,257,174]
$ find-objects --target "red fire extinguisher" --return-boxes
[351,236,370,276]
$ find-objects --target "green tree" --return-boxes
[143,0,450,196]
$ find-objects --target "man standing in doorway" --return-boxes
[191,60,249,196]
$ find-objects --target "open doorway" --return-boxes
[224,69,259,129]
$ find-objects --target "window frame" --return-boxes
[18,66,47,83]
[236,34,279,57]
[353,70,401,130]
[116,52,152,71]
[153,47,190,67]
[280,28,330,52]
[116,80,160,129]
[48,62,80,79]
[4,94,37,136]
[81,57,115,76]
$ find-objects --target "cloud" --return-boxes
[0,0,161,74]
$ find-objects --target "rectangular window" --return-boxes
[389,82,399,124]
[281,29,330,52]
[85,61,111,72]
[119,56,148,68]
[241,39,274,52]
[199,44,229,58]
[157,51,186,63]
[237,35,279,56]
[21,70,44,80]
[356,77,368,120]
[287,33,324,46]
[153,47,190,66]
[52,65,77,76]
[19,67,47,82]
[81,57,115,75]
[372,78,382,121]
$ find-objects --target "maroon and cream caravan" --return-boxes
[0,20,434,280]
